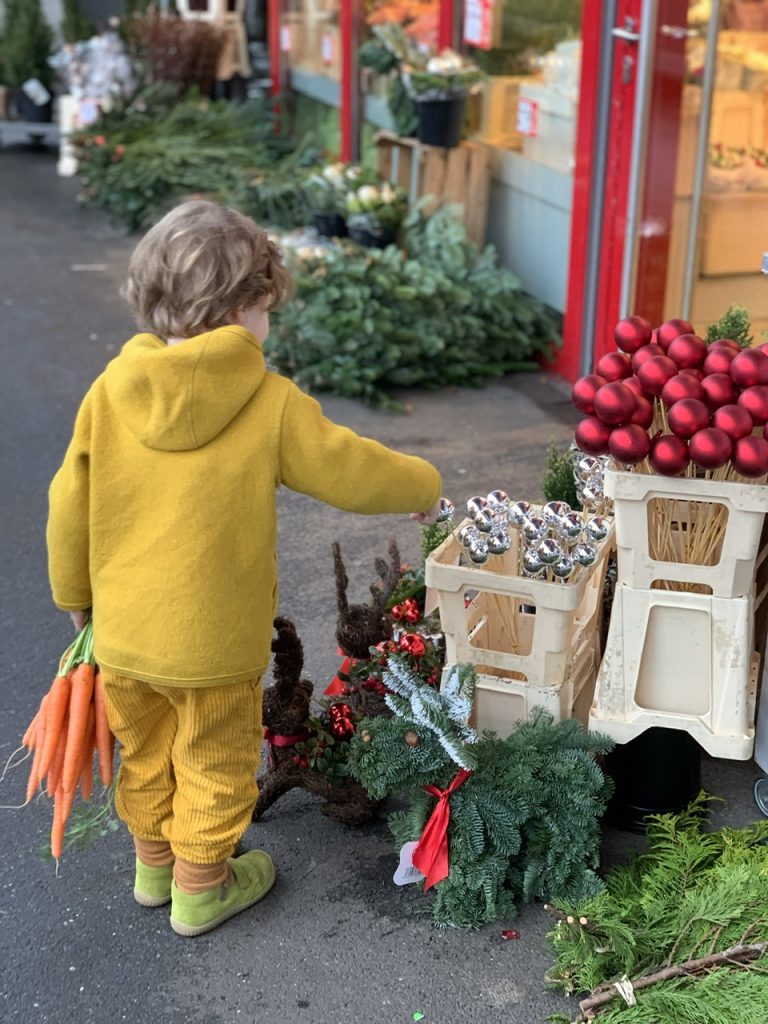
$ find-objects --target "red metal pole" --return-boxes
[438,0,454,51]
[340,0,354,161]
[268,0,282,100]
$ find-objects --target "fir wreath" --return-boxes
[347,658,614,928]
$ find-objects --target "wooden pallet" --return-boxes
[374,129,491,247]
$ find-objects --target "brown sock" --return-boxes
[174,857,230,895]
[134,837,175,868]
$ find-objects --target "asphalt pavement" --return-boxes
[0,143,763,1024]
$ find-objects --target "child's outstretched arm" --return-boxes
[47,392,93,616]
[279,386,441,517]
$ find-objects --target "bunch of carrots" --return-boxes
[21,621,115,860]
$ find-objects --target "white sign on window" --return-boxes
[516,97,540,137]
[280,25,291,52]
[321,32,334,65]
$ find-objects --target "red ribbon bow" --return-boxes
[325,646,358,696]
[411,767,473,891]
[263,726,309,768]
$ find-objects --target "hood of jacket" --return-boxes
[103,325,266,451]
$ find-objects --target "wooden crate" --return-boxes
[374,130,491,247]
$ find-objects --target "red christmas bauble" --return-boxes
[730,349,768,388]
[680,367,705,382]
[657,318,695,351]
[668,398,710,439]
[661,373,704,407]
[759,343,768,357]
[732,435,768,478]
[623,375,645,397]
[689,427,733,470]
[593,381,637,424]
[574,416,612,455]
[710,339,742,354]
[703,346,736,376]
[629,394,654,429]
[738,385,768,425]
[713,404,754,441]
[595,351,632,382]
[614,315,653,354]
[608,423,650,465]
[572,373,607,415]
[636,355,678,396]
[631,343,664,373]
[667,333,707,369]
[701,373,737,410]
[649,434,690,476]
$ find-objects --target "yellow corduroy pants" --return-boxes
[100,672,263,864]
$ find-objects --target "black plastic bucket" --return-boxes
[416,95,467,148]
[312,211,347,238]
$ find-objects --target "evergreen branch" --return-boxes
[577,942,768,1020]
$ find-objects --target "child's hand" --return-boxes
[69,609,91,632]
[410,499,443,525]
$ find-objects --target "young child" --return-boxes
[47,199,442,937]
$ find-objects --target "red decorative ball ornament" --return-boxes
[649,434,690,476]
[738,385,768,425]
[574,416,612,455]
[623,375,645,397]
[608,423,650,465]
[668,398,710,439]
[593,381,637,424]
[730,349,768,388]
[703,346,736,376]
[636,355,678,396]
[732,435,768,478]
[596,351,632,381]
[572,373,607,415]
[710,338,742,354]
[399,633,426,657]
[713,404,754,441]
[667,333,707,369]
[661,373,704,407]
[657,318,694,352]
[689,427,733,470]
[680,367,705,381]
[614,315,653,354]
[701,373,737,410]
[631,343,664,373]
[629,394,654,429]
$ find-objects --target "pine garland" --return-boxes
[546,794,768,1022]
[347,659,613,928]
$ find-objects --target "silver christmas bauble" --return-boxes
[573,543,597,567]
[585,515,610,543]
[537,537,562,565]
[474,507,496,534]
[468,539,490,564]
[577,455,600,479]
[466,495,489,517]
[508,500,532,526]
[542,500,571,522]
[486,489,510,511]
[437,497,455,523]
[487,531,511,555]
[522,515,548,543]
[457,524,478,548]
[552,554,575,579]
[522,548,544,575]
[559,512,584,542]
[581,485,600,506]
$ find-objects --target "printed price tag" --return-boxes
[280,25,292,52]
[463,0,494,50]
[516,97,539,137]
[321,32,334,65]
[393,842,425,886]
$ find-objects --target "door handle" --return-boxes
[660,23,698,39]
[612,27,641,42]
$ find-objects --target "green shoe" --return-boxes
[170,851,276,937]
[134,859,174,907]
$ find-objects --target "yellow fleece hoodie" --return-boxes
[47,326,442,687]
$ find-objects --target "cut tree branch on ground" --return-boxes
[577,941,768,1020]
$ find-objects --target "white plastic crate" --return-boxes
[590,584,759,759]
[425,515,613,688]
[605,468,768,599]
[467,632,598,738]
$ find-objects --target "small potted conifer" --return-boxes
[0,0,55,122]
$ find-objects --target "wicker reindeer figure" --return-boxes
[253,616,378,826]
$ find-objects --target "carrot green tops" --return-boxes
[47,326,441,687]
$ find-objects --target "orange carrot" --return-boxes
[22,709,40,749]
[61,662,95,793]
[25,696,48,802]
[78,705,95,802]
[51,785,76,860]
[46,711,69,797]
[93,673,113,787]
[39,674,72,778]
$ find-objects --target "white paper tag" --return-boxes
[280,25,291,52]
[321,32,334,65]
[393,841,425,886]
[22,77,51,106]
